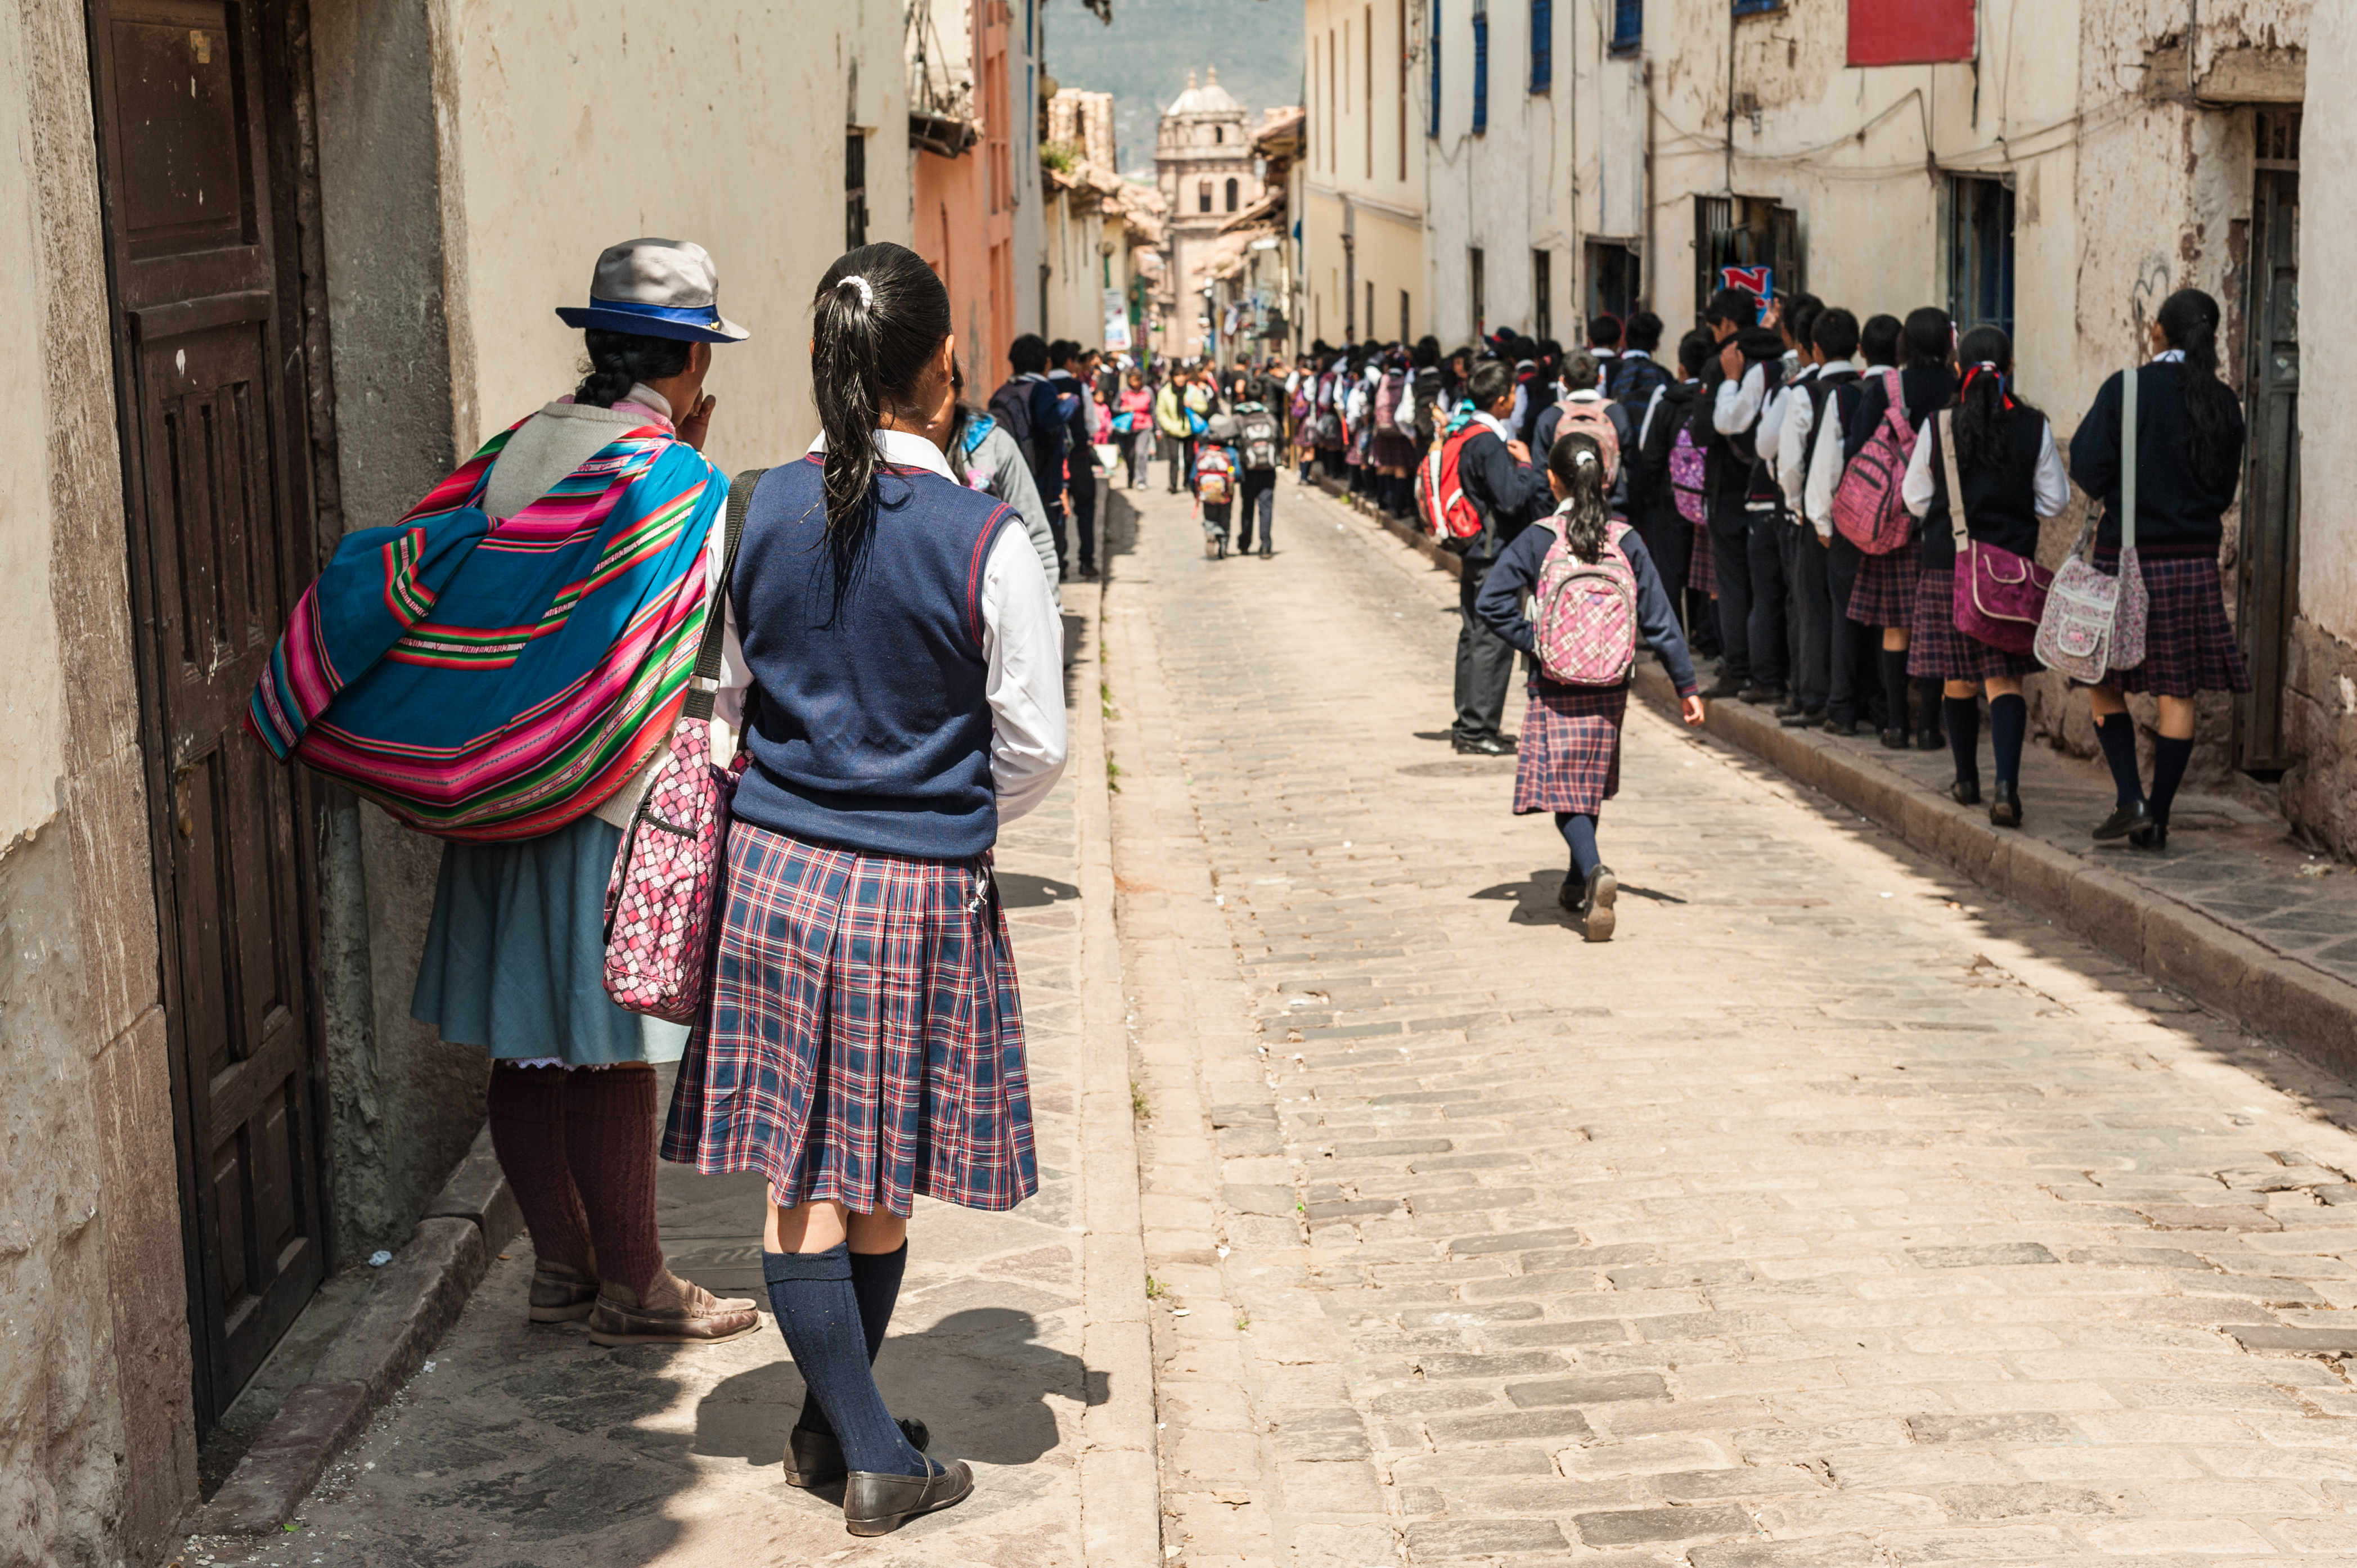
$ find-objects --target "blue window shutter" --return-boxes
[1429,0,1443,137]
[1731,0,1778,14]
[1531,0,1551,92]
[1472,10,1488,133]
[1612,0,1642,52]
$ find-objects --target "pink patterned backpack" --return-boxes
[1535,517,1640,686]
[1831,369,1919,555]
[1668,426,1707,524]
[601,467,764,1022]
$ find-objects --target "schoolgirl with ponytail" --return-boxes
[2066,287,2250,850]
[1897,326,2071,826]
[1474,432,1706,941]
[663,242,1066,1535]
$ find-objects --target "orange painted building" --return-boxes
[911,0,1018,387]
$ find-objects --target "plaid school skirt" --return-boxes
[1846,538,1920,628]
[1689,521,1715,597]
[1513,682,1629,815]
[2088,550,2252,697]
[1906,570,2038,682]
[660,820,1037,1216]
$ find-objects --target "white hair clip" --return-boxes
[1575,449,1599,467]
[839,274,875,308]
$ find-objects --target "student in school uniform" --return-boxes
[1474,431,1707,940]
[1806,312,1902,735]
[1843,307,1957,752]
[1532,349,1634,515]
[1607,312,1672,408]
[1448,359,1552,756]
[1695,287,1766,697]
[2066,287,2249,850]
[1774,307,1860,729]
[1754,294,1823,719]
[1194,413,1242,558]
[1713,312,1794,706]
[1900,326,2071,826]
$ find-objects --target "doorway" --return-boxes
[2237,109,2300,776]
[86,0,334,1433]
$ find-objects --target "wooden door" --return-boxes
[86,0,330,1431]
[2237,112,2301,775]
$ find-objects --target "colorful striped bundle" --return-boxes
[248,414,725,842]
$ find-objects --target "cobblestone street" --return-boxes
[1106,477,2357,1567]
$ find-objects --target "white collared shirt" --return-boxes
[1802,363,1893,535]
[1713,363,1769,436]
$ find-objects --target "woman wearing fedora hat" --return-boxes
[402,239,762,1348]
[662,241,1066,1535]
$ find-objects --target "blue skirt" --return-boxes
[412,813,690,1065]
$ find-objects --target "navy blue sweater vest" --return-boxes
[729,456,1019,860]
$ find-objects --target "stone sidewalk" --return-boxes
[1109,472,2357,1567]
[173,582,1155,1568]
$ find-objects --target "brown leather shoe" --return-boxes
[528,1261,600,1324]
[586,1268,761,1346]
[844,1459,974,1536]
[782,1417,932,1489]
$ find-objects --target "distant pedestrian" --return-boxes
[1476,430,1705,940]
[1901,324,2070,826]
[664,242,1065,1537]
[946,359,1062,603]
[1054,341,1102,578]
[1195,413,1240,557]
[1157,365,1193,492]
[2067,286,2248,851]
[1117,368,1154,487]
[1233,394,1282,556]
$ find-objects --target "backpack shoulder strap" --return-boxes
[2120,364,2139,553]
[685,466,766,722]
[1937,409,1968,550]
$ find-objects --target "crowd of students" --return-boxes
[1277,284,2250,939]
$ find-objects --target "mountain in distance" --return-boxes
[1045,0,1305,178]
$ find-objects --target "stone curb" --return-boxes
[1075,498,1163,1566]
[191,1125,519,1535]
[1628,662,2357,1079]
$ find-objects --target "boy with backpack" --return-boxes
[1635,331,1716,652]
[1423,360,1550,755]
[1233,398,1283,556]
[1194,414,1242,558]
[991,335,1076,532]
[1771,307,1861,729]
[1804,313,1902,736]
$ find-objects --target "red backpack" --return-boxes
[1416,426,1487,553]
[1831,369,1919,555]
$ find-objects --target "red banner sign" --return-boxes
[1848,0,1974,66]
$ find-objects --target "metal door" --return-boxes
[86,0,330,1431]
[2238,111,2300,774]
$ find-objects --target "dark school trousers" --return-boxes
[1237,469,1276,552]
[1165,434,1189,492]
[1638,496,1689,624]
[1707,493,1754,687]
[1790,520,1833,713]
[1825,531,1872,727]
[1454,554,1517,744]
[1745,502,1790,693]
[1069,467,1098,570]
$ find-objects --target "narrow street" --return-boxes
[1109,476,2357,1566]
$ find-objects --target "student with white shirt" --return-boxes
[1774,306,1856,728]
[1806,313,1902,735]
[1755,294,1823,720]
[1713,314,1793,705]
[665,242,1065,1535]
[1900,326,2071,827]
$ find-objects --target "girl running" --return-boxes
[1899,325,2071,826]
[663,242,1066,1534]
[2067,287,2248,850]
[1476,432,1707,941]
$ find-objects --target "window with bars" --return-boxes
[1471,1,1489,134]
[1533,248,1553,340]
[1694,194,1802,316]
[1611,0,1641,54]
[1428,0,1442,137]
[845,130,869,249]
[1530,0,1551,92]
[1945,174,2016,339]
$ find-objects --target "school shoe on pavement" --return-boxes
[1738,685,1786,706]
[1914,728,1943,753]
[1454,735,1513,757]
[2091,800,2154,843]
[1820,716,1859,737]
[1878,728,1910,750]
[2127,821,2169,852]
[1699,675,1744,700]
[586,1269,761,1346]
[784,1417,932,1489]
[1259,546,1272,558]
[1947,779,1982,806]
[844,1459,975,1537]
[1988,781,2023,828]
[1578,865,1618,943]
[529,1261,600,1324]
[1780,706,1825,729]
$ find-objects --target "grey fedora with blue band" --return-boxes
[556,238,750,343]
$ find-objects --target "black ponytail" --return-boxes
[575,330,692,408]
[811,242,953,557]
[1899,306,1954,371]
[1546,432,1612,564]
[2157,287,2237,492]
[1950,324,2045,474]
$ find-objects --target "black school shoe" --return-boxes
[784,1417,933,1489]
[1914,728,1942,752]
[2091,800,2154,842]
[1989,781,2023,828]
[1454,735,1514,756]
[1738,685,1787,706]
[2129,821,2169,852]
[844,1459,975,1537]
[1820,716,1859,737]
[1879,728,1910,750]
[1578,865,1618,941]
[1698,676,1744,700]
[1780,706,1826,729]
[1949,779,1982,806]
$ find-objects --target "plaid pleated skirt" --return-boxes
[1847,538,1920,627]
[1906,570,2038,682]
[1513,682,1629,815]
[1371,429,1418,469]
[660,819,1037,1216]
[2088,550,2253,697]
[1690,521,1715,597]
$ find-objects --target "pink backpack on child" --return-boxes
[1668,426,1707,525]
[1535,518,1640,687]
[1831,369,1919,555]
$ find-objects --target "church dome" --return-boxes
[1166,66,1243,119]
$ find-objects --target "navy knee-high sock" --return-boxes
[1989,694,2027,789]
[1878,649,1910,734]
[764,1245,929,1476]
[795,1243,908,1440]
[1555,812,1601,879]
[1918,679,1945,741]
[2095,711,2144,808]
[2149,735,2195,831]
[1943,697,1981,787]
